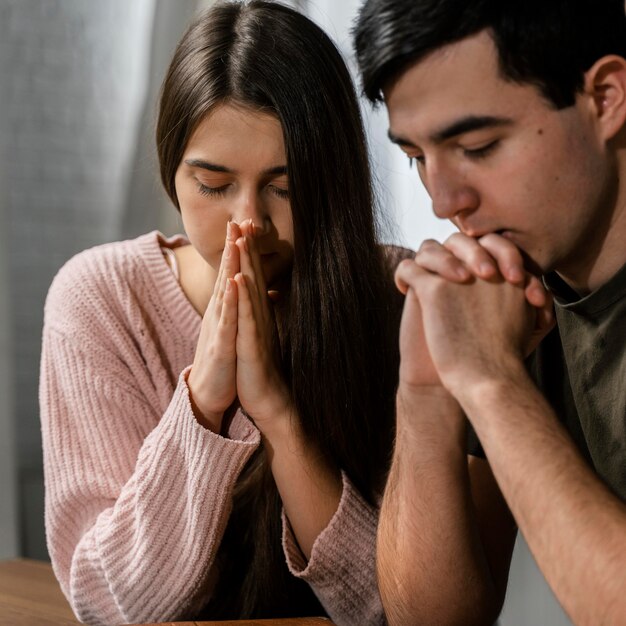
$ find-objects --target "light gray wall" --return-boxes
[0,0,203,562]
[0,71,19,557]
[500,535,573,626]
[0,0,155,559]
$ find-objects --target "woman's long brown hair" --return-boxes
[156,1,405,618]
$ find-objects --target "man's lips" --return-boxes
[460,228,513,239]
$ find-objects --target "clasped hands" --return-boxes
[396,232,555,400]
[187,219,291,435]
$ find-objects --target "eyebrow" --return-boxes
[388,115,514,148]
[184,159,287,176]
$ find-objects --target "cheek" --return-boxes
[273,204,295,246]
[177,201,229,266]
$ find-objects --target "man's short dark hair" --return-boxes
[354,0,626,108]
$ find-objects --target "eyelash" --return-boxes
[407,140,499,168]
[463,140,499,160]
[197,183,228,197]
[197,183,289,199]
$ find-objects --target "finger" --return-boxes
[238,219,268,296]
[215,277,238,356]
[211,233,230,306]
[267,289,282,303]
[212,222,241,312]
[215,240,240,311]
[236,234,266,324]
[228,220,242,242]
[535,290,555,333]
[477,233,526,284]
[395,258,430,294]
[442,233,500,280]
[235,272,260,350]
[415,238,472,282]
[524,274,548,308]
[245,225,270,304]
[239,218,254,239]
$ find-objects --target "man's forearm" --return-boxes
[459,368,626,625]
[378,387,501,626]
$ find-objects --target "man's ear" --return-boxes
[583,55,626,141]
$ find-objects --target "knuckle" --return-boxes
[480,233,519,257]
[468,246,489,265]
[395,258,415,276]
[445,232,471,247]
[417,238,441,254]
[443,255,463,272]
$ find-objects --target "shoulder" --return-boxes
[44,231,166,336]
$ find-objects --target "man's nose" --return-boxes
[426,166,479,221]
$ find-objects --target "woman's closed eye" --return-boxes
[197,182,230,197]
[196,182,289,199]
[270,185,289,199]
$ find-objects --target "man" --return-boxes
[354,1,626,624]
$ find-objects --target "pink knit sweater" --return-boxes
[40,231,385,626]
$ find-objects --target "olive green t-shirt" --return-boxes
[528,263,626,501]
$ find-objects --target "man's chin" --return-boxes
[519,249,547,276]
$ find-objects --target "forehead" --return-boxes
[383,31,549,140]
[184,103,286,160]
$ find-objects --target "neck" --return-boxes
[175,245,217,315]
[557,159,626,295]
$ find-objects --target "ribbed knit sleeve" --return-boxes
[40,236,261,625]
[282,473,385,626]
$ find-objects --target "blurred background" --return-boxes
[0,1,570,624]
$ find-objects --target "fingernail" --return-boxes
[509,266,524,282]
[226,278,232,292]
[479,262,494,276]
[237,236,247,252]
[226,221,233,240]
[225,242,231,258]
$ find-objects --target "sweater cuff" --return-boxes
[179,365,259,444]
[282,471,377,581]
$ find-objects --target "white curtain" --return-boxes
[300,0,456,249]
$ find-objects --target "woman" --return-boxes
[40,2,408,624]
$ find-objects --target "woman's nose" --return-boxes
[232,193,271,232]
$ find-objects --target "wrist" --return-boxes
[454,359,534,430]
[184,368,224,433]
[248,394,294,438]
[397,381,455,406]
[188,392,223,433]
[453,356,529,403]
[396,383,467,452]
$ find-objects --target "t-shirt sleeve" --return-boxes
[281,472,385,626]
